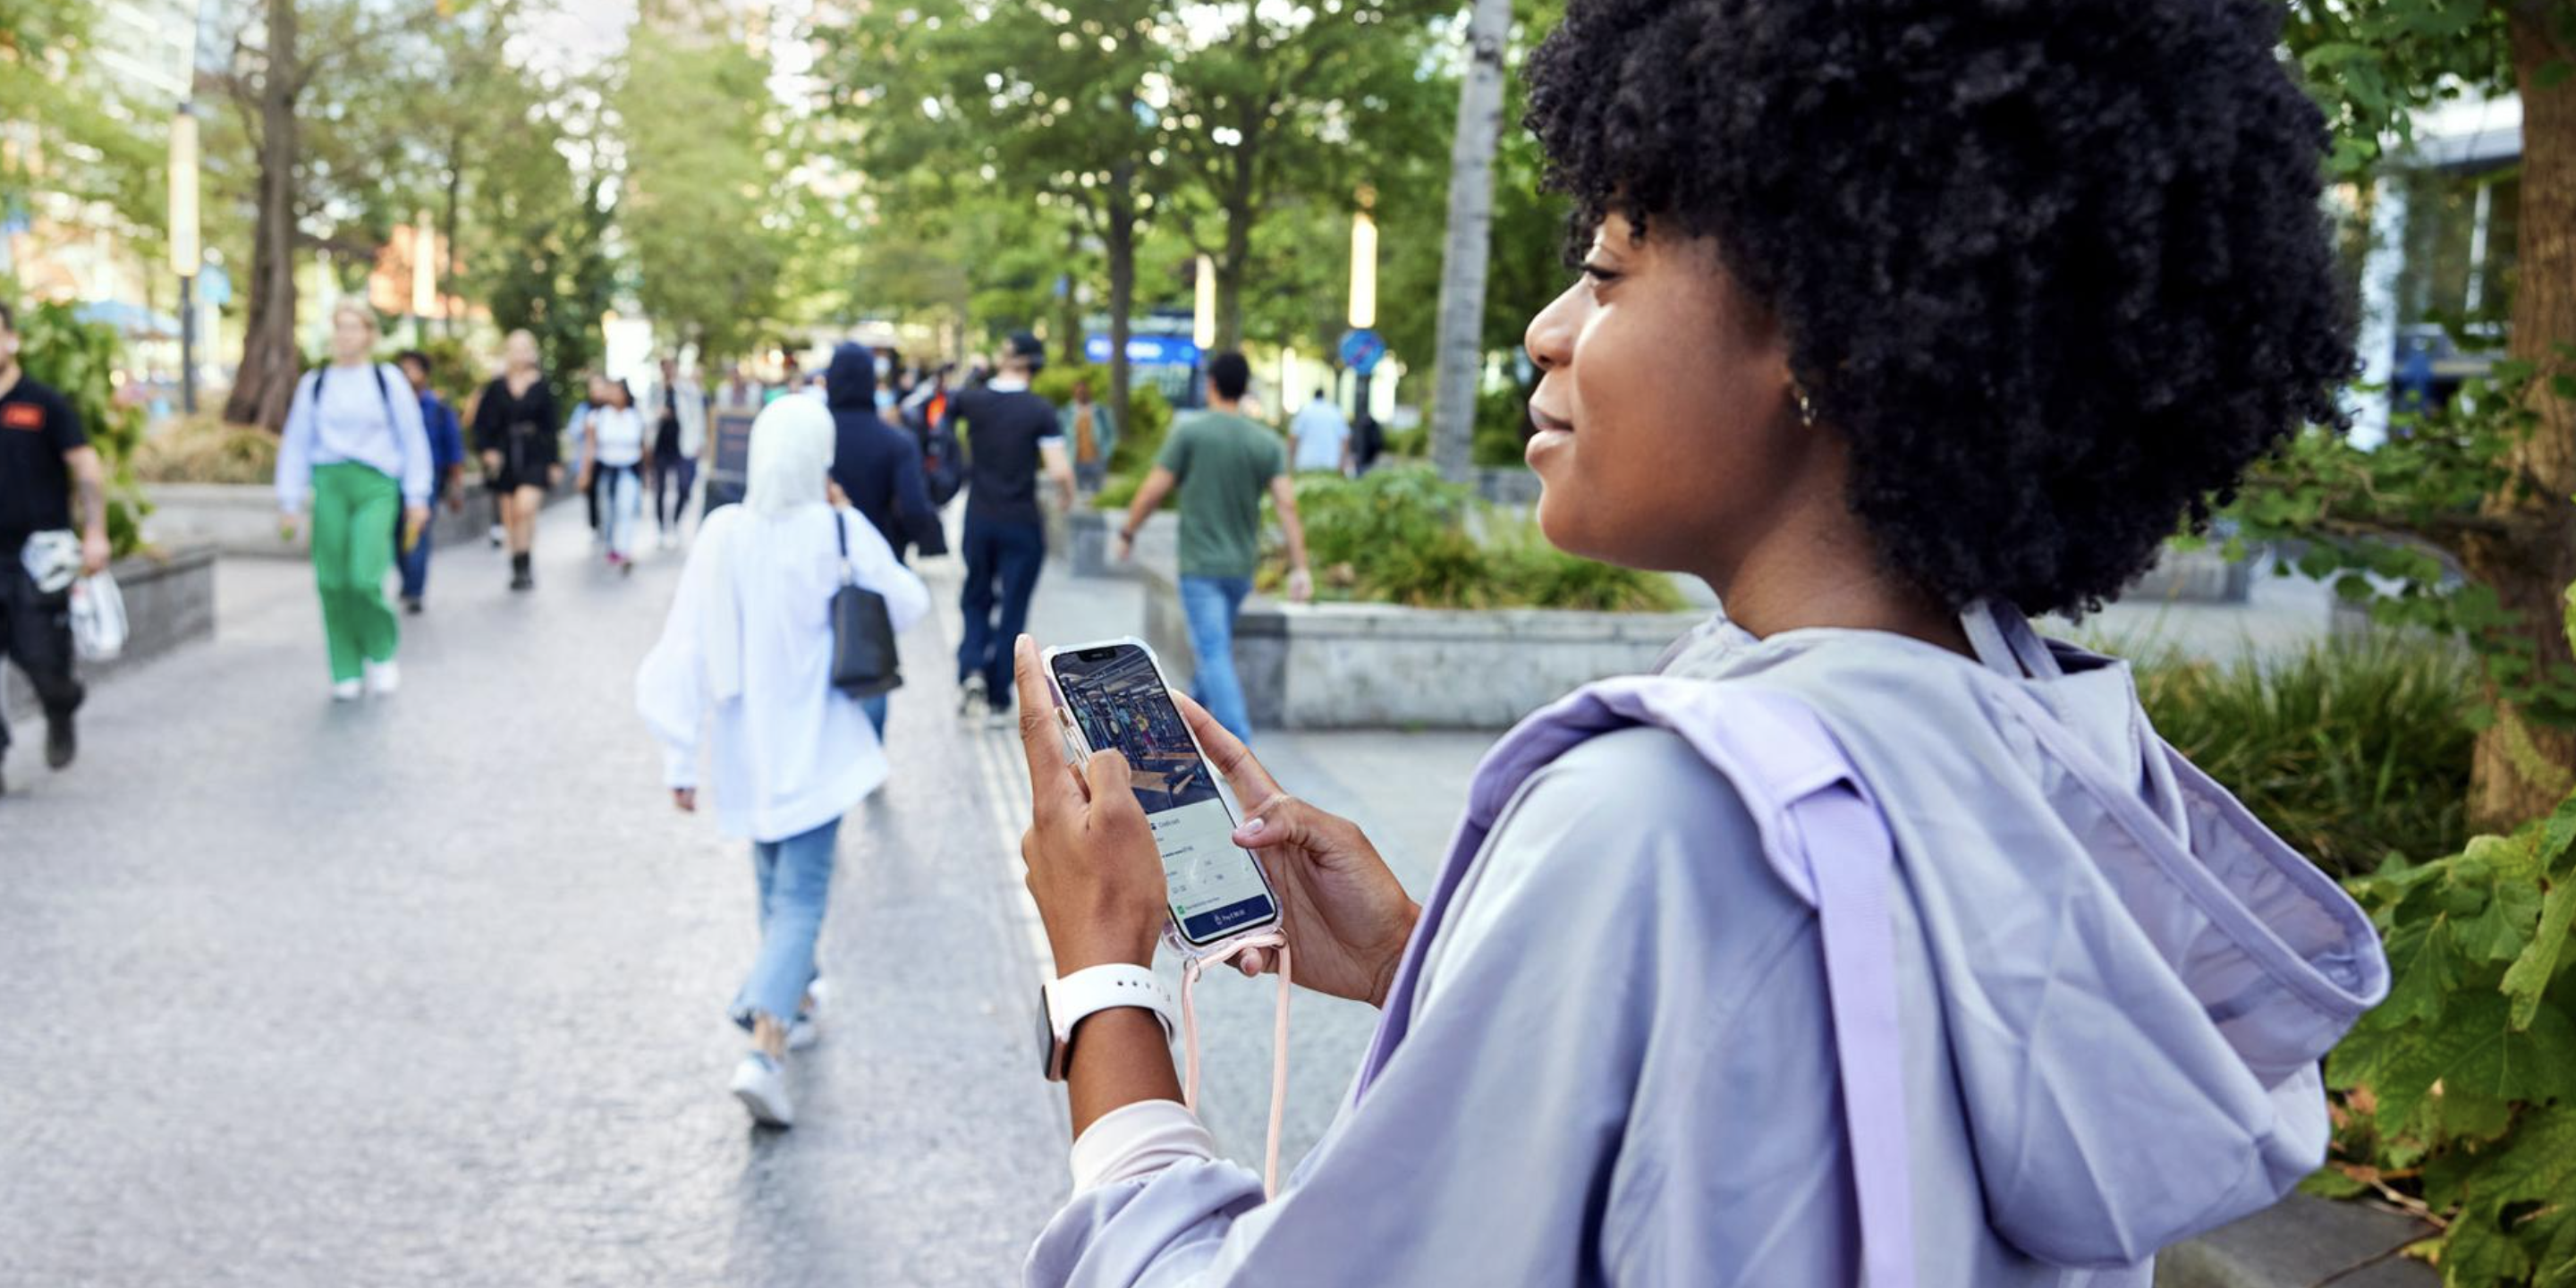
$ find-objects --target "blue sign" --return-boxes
[1339,327,1386,376]
[198,264,233,308]
[1084,335,1201,368]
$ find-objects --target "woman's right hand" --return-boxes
[480,449,502,477]
[1174,691,1419,1007]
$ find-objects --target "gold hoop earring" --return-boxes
[1792,382,1818,428]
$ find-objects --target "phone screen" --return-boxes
[1049,644,1280,944]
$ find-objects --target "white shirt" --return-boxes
[589,404,648,468]
[634,504,929,843]
[1287,398,1350,472]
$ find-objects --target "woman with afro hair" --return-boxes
[1013,0,2388,1283]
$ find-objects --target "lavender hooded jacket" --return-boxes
[1029,607,2389,1285]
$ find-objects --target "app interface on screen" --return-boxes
[1055,648,1274,940]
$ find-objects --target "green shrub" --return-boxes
[135,413,281,486]
[1263,466,1685,613]
[2304,584,2576,1287]
[2131,637,2477,882]
[13,298,150,556]
[1472,383,1532,467]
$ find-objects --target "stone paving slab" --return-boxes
[0,510,1063,1287]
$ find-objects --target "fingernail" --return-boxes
[1241,818,1267,837]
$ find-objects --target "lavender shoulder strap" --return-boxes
[1368,680,1917,1286]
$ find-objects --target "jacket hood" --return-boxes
[1661,607,2388,1268]
[825,343,876,412]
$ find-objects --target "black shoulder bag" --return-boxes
[829,512,903,698]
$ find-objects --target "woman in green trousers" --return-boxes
[274,301,434,700]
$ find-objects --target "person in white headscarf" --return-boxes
[636,396,928,1128]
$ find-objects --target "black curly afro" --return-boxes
[1524,0,2354,615]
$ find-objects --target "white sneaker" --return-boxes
[730,1052,793,1127]
[330,678,362,702]
[363,658,401,696]
[958,673,987,716]
[788,978,826,1051]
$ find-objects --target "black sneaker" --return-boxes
[45,716,74,770]
[402,597,424,614]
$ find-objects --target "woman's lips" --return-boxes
[1525,405,1573,465]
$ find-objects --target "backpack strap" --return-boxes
[1360,677,1918,1286]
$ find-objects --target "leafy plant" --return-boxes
[133,414,281,487]
[1263,466,1685,612]
[13,297,149,557]
[2130,637,2476,881]
[2309,582,2576,1286]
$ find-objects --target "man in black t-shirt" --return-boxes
[942,331,1072,724]
[0,301,110,794]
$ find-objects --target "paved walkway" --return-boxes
[0,504,1494,1286]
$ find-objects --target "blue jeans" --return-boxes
[731,817,842,1030]
[956,516,1046,706]
[601,465,642,559]
[1180,574,1255,742]
[395,496,436,601]
[860,694,888,740]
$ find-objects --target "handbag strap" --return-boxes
[833,510,855,587]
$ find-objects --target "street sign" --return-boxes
[1339,327,1386,376]
[199,264,233,308]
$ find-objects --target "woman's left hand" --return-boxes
[1012,635,1168,975]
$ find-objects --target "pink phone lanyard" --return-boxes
[1177,931,1293,1197]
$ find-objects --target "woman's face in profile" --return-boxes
[1521,213,1820,583]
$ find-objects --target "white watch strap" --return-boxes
[1046,964,1177,1080]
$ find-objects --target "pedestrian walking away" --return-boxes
[648,355,705,549]
[472,329,563,590]
[1288,386,1353,476]
[394,348,468,614]
[573,375,607,547]
[580,377,648,574]
[0,299,111,795]
[1059,377,1118,494]
[635,395,929,1129]
[945,330,1070,726]
[1114,351,1313,743]
[1017,2,2384,1284]
[274,301,433,701]
[825,342,946,737]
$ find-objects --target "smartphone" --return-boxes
[1043,638,1284,947]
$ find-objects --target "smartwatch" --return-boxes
[1038,963,1177,1082]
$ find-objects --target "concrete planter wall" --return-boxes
[1141,565,1703,730]
[4,544,216,723]
[145,481,538,558]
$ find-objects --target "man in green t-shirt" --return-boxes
[1114,352,1313,741]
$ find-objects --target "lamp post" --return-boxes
[1345,185,1380,422]
[1192,253,1216,403]
[169,101,201,412]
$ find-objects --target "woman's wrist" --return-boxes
[1053,923,1160,977]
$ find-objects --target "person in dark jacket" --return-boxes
[824,343,945,567]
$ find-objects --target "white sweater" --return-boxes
[635,503,928,842]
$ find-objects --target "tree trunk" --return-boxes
[223,0,301,431]
[1215,120,1257,353]
[441,136,464,339]
[2462,13,2576,828]
[1058,222,1085,367]
[1106,159,1138,448]
[1429,0,1512,483]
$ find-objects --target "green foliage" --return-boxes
[1473,382,1533,468]
[1265,466,1684,612]
[616,9,790,359]
[12,299,149,556]
[2223,354,2576,769]
[1033,364,1174,482]
[132,413,279,486]
[2129,638,2476,881]
[0,0,164,237]
[2315,588,2576,1286]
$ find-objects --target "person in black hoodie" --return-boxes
[825,343,945,565]
[825,342,946,741]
